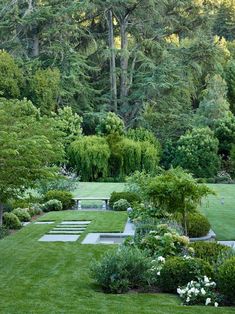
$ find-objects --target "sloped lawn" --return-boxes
[0,210,234,314]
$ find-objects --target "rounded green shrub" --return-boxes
[42,199,63,212]
[12,208,31,222]
[187,212,211,237]
[113,199,130,211]
[91,247,151,293]
[191,242,233,265]
[159,256,213,293]
[3,212,21,229]
[109,191,141,209]
[217,257,235,304]
[44,190,74,210]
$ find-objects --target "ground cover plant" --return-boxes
[0,210,234,314]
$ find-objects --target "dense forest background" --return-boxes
[1,0,235,181]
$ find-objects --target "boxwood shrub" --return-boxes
[158,256,213,293]
[191,242,233,265]
[217,257,235,304]
[42,199,63,212]
[44,190,74,210]
[12,208,31,222]
[113,199,130,211]
[109,191,141,209]
[3,212,21,229]
[175,212,210,237]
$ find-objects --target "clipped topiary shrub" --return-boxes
[91,246,151,293]
[12,208,31,222]
[44,190,74,210]
[109,191,141,209]
[217,257,235,304]
[158,256,213,293]
[113,199,130,211]
[42,199,63,212]
[187,212,211,237]
[191,242,233,265]
[3,212,21,229]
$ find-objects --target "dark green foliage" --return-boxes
[91,247,151,293]
[177,212,211,238]
[217,257,235,304]
[109,192,141,209]
[214,115,235,157]
[173,128,221,178]
[3,212,21,230]
[191,242,233,265]
[159,257,213,293]
[42,200,63,212]
[44,190,74,210]
[12,208,31,222]
[0,225,9,239]
[69,136,110,181]
[113,199,130,211]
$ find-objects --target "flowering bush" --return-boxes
[177,276,220,307]
[139,224,193,258]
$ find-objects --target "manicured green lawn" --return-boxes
[0,211,234,314]
[200,184,235,240]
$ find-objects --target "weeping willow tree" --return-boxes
[140,141,160,174]
[68,136,110,181]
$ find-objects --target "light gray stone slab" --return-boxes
[38,234,80,242]
[60,221,91,225]
[34,221,55,225]
[53,227,86,231]
[22,222,31,226]
[218,241,235,248]
[49,230,82,234]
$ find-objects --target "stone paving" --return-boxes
[38,221,91,242]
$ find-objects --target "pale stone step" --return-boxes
[39,234,80,242]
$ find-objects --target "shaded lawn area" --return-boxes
[200,184,235,240]
[0,211,234,314]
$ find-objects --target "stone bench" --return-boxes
[73,197,110,210]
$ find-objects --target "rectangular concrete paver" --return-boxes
[35,221,55,225]
[39,234,80,242]
[60,221,91,225]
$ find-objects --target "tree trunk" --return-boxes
[120,16,129,114]
[183,207,188,236]
[31,29,39,57]
[108,9,117,113]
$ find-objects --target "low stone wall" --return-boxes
[189,229,216,242]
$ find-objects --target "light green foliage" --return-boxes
[96,112,125,136]
[69,136,111,181]
[114,138,142,176]
[30,68,60,115]
[139,224,190,258]
[145,168,213,235]
[12,208,31,222]
[214,115,235,156]
[113,199,130,211]
[174,128,221,178]
[42,200,63,212]
[0,98,64,224]
[126,128,160,148]
[3,212,21,230]
[195,75,231,129]
[0,50,23,98]
[52,106,83,146]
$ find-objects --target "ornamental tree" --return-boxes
[0,98,64,225]
[145,168,214,235]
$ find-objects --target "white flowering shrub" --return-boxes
[177,276,219,307]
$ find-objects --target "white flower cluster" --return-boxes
[177,276,218,307]
[150,256,165,275]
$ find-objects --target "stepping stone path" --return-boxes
[38,221,91,242]
[35,221,55,225]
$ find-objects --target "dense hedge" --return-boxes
[217,257,235,304]
[159,256,213,293]
[44,190,74,210]
[109,191,142,209]
[3,212,21,229]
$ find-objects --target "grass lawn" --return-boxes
[200,184,235,240]
[0,211,234,314]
